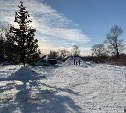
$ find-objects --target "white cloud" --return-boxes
[0,0,91,55]
[79,47,92,56]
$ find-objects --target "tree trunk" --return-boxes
[117,51,119,58]
[116,44,119,58]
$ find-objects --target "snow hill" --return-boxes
[64,56,88,67]
[0,63,126,113]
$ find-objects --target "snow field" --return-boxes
[0,63,126,113]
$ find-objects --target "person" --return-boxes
[78,60,81,66]
[74,58,76,65]
[76,60,78,65]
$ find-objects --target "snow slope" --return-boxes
[64,56,88,67]
[0,63,126,113]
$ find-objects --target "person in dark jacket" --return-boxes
[74,58,76,65]
[76,60,78,65]
[78,60,81,66]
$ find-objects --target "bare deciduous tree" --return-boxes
[91,44,107,57]
[71,45,80,56]
[105,25,125,57]
[0,24,11,61]
[48,50,59,59]
[58,49,69,59]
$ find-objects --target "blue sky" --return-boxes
[0,0,126,55]
[45,0,126,44]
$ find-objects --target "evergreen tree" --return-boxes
[6,1,41,65]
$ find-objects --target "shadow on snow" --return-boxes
[0,66,81,113]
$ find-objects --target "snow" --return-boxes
[64,56,88,67]
[0,62,126,113]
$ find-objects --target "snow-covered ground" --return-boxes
[0,62,126,113]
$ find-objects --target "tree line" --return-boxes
[92,25,125,58]
[91,25,126,65]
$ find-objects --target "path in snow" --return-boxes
[0,64,126,113]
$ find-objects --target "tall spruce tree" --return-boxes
[6,1,41,65]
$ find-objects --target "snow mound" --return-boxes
[64,56,88,67]
[9,66,45,82]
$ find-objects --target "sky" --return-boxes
[0,0,126,56]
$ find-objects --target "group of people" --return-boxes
[74,58,81,66]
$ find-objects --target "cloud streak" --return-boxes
[0,0,91,55]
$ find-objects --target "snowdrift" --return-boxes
[64,56,88,67]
